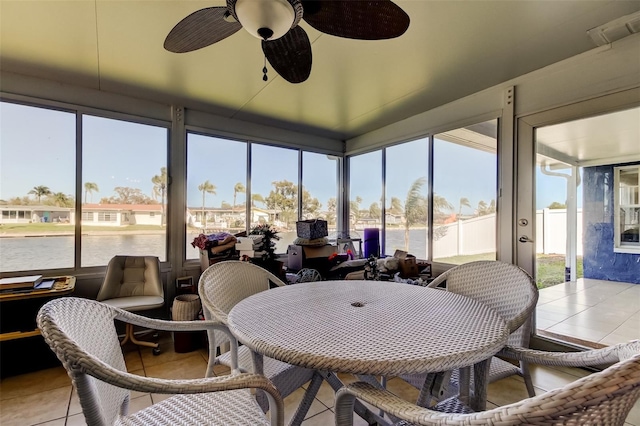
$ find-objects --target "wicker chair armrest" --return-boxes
[499,340,640,366]
[425,270,448,288]
[201,303,229,324]
[114,308,223,332]
[335,382,464,426]
[113,309,238,370]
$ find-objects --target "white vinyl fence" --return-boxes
[433,209,582,258]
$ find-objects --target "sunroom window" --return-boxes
[615,165,640,253]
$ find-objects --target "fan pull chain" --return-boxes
[262,56,268,82]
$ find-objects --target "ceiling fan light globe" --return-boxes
[234,0,295,40]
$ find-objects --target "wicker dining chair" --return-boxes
[400,260,539,407]
[37,297,283,426]
[198,260,323,422]
[336,340,640,426]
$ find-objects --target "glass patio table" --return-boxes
[228,280,509,424]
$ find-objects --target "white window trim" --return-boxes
[613,165,640,254]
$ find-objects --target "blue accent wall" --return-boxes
[583,163,640,284]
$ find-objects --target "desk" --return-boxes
[0,276,75,377]
[228,280,509,421]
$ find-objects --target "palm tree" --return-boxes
[198,180,216,228]
[404,177,427,250]
[251,193,265,207]
[350,196,363,226]
[151,167,168,225]
[233,182,245,212]
[51,192,71,207]
[369,202,381,221]
[458,197,471,220]
[28,185,51,203]
[389,197,403,215]
[84,182,99,204]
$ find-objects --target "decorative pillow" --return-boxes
[293,237,328,246]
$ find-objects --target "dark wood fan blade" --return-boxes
[164,7,242,53]
[262,26,312,84]
[302,0,409,40]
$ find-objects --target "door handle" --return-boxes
[518,235,534,243]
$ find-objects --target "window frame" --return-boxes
[613,164,640,254]
[0,97,171,274]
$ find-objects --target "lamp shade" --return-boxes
[234,0,296,40]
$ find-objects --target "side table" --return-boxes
[0,276,76,377]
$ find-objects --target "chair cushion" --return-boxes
[101,296,164,312]
[115,390,270,425]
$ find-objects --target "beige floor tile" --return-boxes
[487,376,532,406]
[144,353,208,380]
[65,413,87,426]
[561,311,629,328]
[0,385,71,426]
[283,385,330,424]
[613,320,640,337]
[150,393,175,403]
[546,322,610,342]
[123,348,143,371]
[626,399,640,426]
[300,408,336,425]
[309,378,337,408]
[127,394,154,415]
[385,377,420,403]
[32,419,66,426]
[536,317,561,330]
[0,366,70,401]
[599,332,639,346]
[138,336,195,369]
[68,388,82,416]
[528,365,588,392]
[212,363,232,376]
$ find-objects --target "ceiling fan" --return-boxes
[164,0,410,84]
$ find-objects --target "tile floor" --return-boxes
[537,278,640,347]
[1,333,639,426]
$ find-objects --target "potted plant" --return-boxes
[249,223,283,277]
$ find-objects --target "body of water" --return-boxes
[1,229,428,272]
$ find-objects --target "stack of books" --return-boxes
[236,235,265,258]
[0,275,55,292]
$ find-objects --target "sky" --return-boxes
[1,101,575,212]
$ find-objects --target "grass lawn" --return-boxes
[536,254,583,289]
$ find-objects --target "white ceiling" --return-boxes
[537,106,640,168]
[1,0,639,142]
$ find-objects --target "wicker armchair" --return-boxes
[400,260,538,407]
[336,340,640,426]
[37,297,283,426]
[198,260,322,422]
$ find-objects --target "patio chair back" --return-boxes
[198,261,286,361]
[428,260,538,334]
[37,298,131,426]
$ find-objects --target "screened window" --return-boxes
[251,144,298,251]
[0,102,76,272]
[186,133,247,260]
[302,152,339,231]
[82,115,168,267]
[385,139,429,259]
[615,165,640,253]
[349,151,382,246]
[432,120,498,264]
[97,212,117,222]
